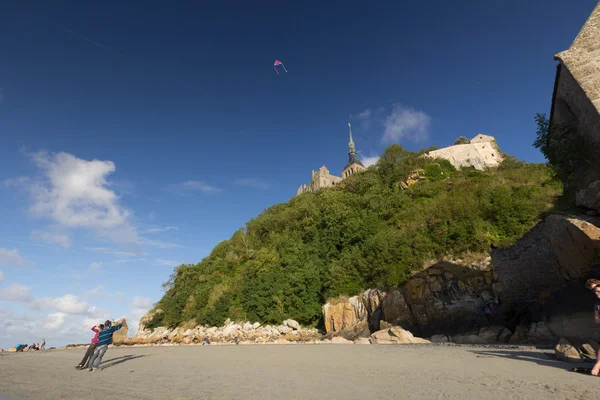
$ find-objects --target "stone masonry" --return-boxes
[550,2,600,188]
[423,134,503,170]
[296,123,365,196]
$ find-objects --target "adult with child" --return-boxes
[585,279,600,376]
[75,323,104,370]
[87,317,125,372]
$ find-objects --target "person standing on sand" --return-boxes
[75,324,103,370]
[40,339,45,350]
[585,279,600,375]
[87,318,125,372]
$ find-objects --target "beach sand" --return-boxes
[1,344,599,400]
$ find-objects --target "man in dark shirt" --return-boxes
[585,279,600,375]
[87,318,125,372]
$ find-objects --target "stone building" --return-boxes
[424,134,503,171]
[296,123,366,195]
[550,1,600,189]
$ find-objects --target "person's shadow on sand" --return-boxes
[469,349,593,372]
[100,354,148,369]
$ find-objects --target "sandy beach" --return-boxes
[1,344,599,400]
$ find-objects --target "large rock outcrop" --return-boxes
[323,256,499,340]
[112,319,129,342]
[577,180,600,215]
[423,135,503,170]
[322,296,366,333]
[492,214,600,342]
[492,215,600,305]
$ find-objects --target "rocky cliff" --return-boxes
[323,212,600,345]
[323,256,501,340]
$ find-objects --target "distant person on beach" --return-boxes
[40,339,45,350]
[75,324,104,370]
[87,318,125,372]
[15,344,26,352]
[202,336,210,345]
[585,279,600,375]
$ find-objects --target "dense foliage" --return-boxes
[147,146,561,329]
[533,113,593,197]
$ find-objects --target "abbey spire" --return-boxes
[342,122,365,178]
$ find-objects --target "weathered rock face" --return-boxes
[370,326,431,344]
[577,181,600,214]
[138,309,162,335]
[555,338,584,362]
[322,295,367,333]
[323,256,500,340]
[112,319,129,341]
[424,135,503,171]
[492,214,600,342]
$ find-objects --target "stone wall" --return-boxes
[424,138,503,171]
[492,215,600,305]
[551,2,600,189]
[296,166,342,195]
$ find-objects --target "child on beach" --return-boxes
[75,324,104,370]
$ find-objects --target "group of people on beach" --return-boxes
[15,339,45,352]
[75,317,125,372]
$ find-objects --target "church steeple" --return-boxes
[348,122,356,156]
[343,122,365,177]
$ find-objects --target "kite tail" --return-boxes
[274,66,280,75]
[281,63,288,73]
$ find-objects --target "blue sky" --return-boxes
[0,0,596,348]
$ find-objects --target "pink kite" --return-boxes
[273,60,288,75]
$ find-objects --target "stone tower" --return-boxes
[341,123,366,178]
[550,1,600,189]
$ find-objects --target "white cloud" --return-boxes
[141,226,178,234]
[0,283,32,301]
[89,262,102,270]
[168,180,221,194]
[31,230,71,249]
[18,151,137,244]
[44,312,68,330]
[85,247,142,257]
[0,271,4,284]
[0,248,27,267]
[83,285,104,298]
[31,294,91,315]
[0,282,93,316]
[382,104,431,144]
[2,176,30,187]
[131,296,153,309]
[138,237,184,249]
[155,259,181,267]
[360,155,379,168]
[352,108,373,129]
[112,258,146,264]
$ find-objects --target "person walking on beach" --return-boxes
[585,279,600,375]
[87,318,125,372]
[75,324,103,370]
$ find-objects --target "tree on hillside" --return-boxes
[533,112,592,196]
[454,136,469,145]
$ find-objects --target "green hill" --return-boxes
[146,145,562,330]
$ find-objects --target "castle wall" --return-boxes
[424,141,503,171]
[297,167,342,195]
